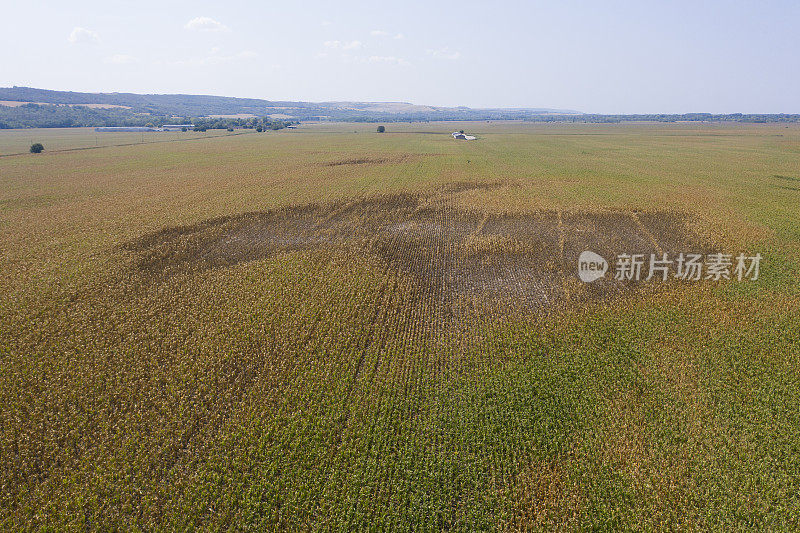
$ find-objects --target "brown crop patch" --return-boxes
[439,180,507,194]
[122,186,711,312]
[322,153,414,166]
[505,456,584,531]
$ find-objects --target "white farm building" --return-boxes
[162,124,194,131]
[452,131,476,140]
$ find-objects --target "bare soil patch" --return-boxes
[322,153,415,166]
[122,185,710,311]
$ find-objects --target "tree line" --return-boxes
[0,104,296,130]
[2,102,800,129]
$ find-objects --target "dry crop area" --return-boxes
[1,122,799,530]
[123,185,708,312]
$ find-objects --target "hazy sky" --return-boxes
[2,0,798,113]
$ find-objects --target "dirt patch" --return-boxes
[439,181,507,194]
[322,154,414,166]
[122,185,710,311]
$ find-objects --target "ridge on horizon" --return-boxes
[0,86,582,115]
[2,86,799,129]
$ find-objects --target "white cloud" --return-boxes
[371,30,404,39]
[106,54,138,64]
[368,55,411,66]
[68,27,100,44]
[426,47,461,60]
[324,40,362,50]
[184,16,229,32]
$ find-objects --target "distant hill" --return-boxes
[0,86,581,128]
[1,86,799,129]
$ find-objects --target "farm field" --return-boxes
[0,127,248,157]
[1,122,800,530]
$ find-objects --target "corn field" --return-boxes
[1,123,799,530]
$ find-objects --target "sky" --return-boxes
[2,0,799,114]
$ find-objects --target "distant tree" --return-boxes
[377,125,385,133]
[256,125,263,132]
[30,142,44,153]
[181,127,187,132]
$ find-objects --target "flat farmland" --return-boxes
[1,122,799,530]
[0,127,240,157]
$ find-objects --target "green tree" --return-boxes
[377,125,385,133]
[30,143,44,153]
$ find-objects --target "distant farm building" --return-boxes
[162,124,193,131]
[452,131,476,140]
[94,125,193,133]
[95,126,158,132]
